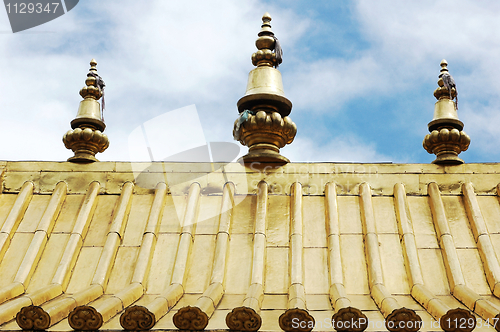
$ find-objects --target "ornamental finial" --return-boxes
[423,60,470,165]
[63,59,109,163]
[234,14,296,165]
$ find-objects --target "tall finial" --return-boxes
[423,60,470,165]
[231,13,296,165]
[63,59,109,163]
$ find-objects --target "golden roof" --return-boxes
[0,161,500,331]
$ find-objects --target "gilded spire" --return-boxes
[63,59,109,163]
[233,13,296,165]
[423,60,470,165]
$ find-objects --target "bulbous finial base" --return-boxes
[423,127,470,165]
[63,127,109,163]
[233,109,296,165]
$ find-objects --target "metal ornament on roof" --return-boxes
[63,59,109,163]
[423,59,470,165]
[233,13,297,165]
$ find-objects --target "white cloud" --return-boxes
[355,0,500,60]
[281,135,391,163]
[286,56,389,113]
[353,0,500,94]
[460,101,500,158]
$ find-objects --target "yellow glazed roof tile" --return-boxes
[1,161,500,331]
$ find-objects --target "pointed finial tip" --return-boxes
[90,58,97,67]
[263,12,271,22]
[439,59,449,75]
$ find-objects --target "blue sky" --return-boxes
[1,0,499,163]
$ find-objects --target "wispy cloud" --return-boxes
[282,135,391,163]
